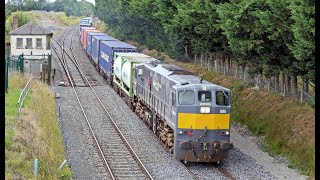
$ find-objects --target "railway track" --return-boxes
[51,28,153,179]
[52,27,236,179]
[149,128,236,180]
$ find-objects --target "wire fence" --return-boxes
[5,54,24,93]
[5,53,52,93]
[193,53,314,102]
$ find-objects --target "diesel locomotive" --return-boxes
[132,61,233,163]
[79,24,233,163]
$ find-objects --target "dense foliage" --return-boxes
[94,0,314,85]
[5,0,94,18]
[5,11,34,44]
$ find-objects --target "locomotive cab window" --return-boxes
[179,90,195,105]
[216,91,229,106]
[198,91,212,102]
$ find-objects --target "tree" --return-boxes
[288,0,315,84]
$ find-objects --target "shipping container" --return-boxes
[91,35,118,66]
[113,52,157,96]
[82,29,100,50]
[86,32,106,55]
[80,27,96,43]
[79,18,91,33]
[99,41,137,78]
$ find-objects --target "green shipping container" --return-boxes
[113,52,157,97]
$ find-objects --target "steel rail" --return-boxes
[54,28,153,179]
[68,29,154,180]
[217,166,236,180]
[51,32,115,180]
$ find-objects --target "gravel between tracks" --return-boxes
[48,22,307,179]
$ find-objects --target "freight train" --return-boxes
[79,25,233,163]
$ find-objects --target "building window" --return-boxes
[16,38,23,49]
[26,38,33,49]
[36,38,42,49]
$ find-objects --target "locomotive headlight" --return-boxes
[179,130,183,135]
[226,131,230,135]
[200,107,210,113]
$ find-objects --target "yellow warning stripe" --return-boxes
[177,113,230,130]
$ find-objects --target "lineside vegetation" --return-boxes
[5,74,72,179]
[141,48,315,177]
[5,11,82,45]
[94,0,314,176]
[94,0,314,101]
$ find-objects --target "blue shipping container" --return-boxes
[91,35,118,65]
[99,41,137,77]
[87,32,106,55]
[79,22,91,34]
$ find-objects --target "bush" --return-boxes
[305,96,315,108]
[5,11,34,44]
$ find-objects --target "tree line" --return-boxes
[94,0,314,101]
[5,0,94,19]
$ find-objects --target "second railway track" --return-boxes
[51,27,153,179]
[52,26,237,180]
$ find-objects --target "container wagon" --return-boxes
[82,29,100,50]
[91,35,118,68]
[86,32,106,56]
[98,41,137,84]
[79,17,92,33]
[112,52,158,103]
[80,27,96,42]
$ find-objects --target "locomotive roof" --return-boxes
[144,63,193,76]
[170,74,229,91]
[101,40,136,49]
[138,61,229,91]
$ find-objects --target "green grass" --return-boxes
[185,64,315,177]
[140,50,315,177]
[46,12,82,26]
[5,74,72,179]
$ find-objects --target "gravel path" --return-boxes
[42,15,308,180]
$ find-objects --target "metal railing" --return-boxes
[17,76,41,114]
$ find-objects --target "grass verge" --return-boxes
[5,73,72,179]
[140,49,315,177]
[47,12,82,26]
[92,22,315,177]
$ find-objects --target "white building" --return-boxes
[10,22,53,58]
[9,22,53,75]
